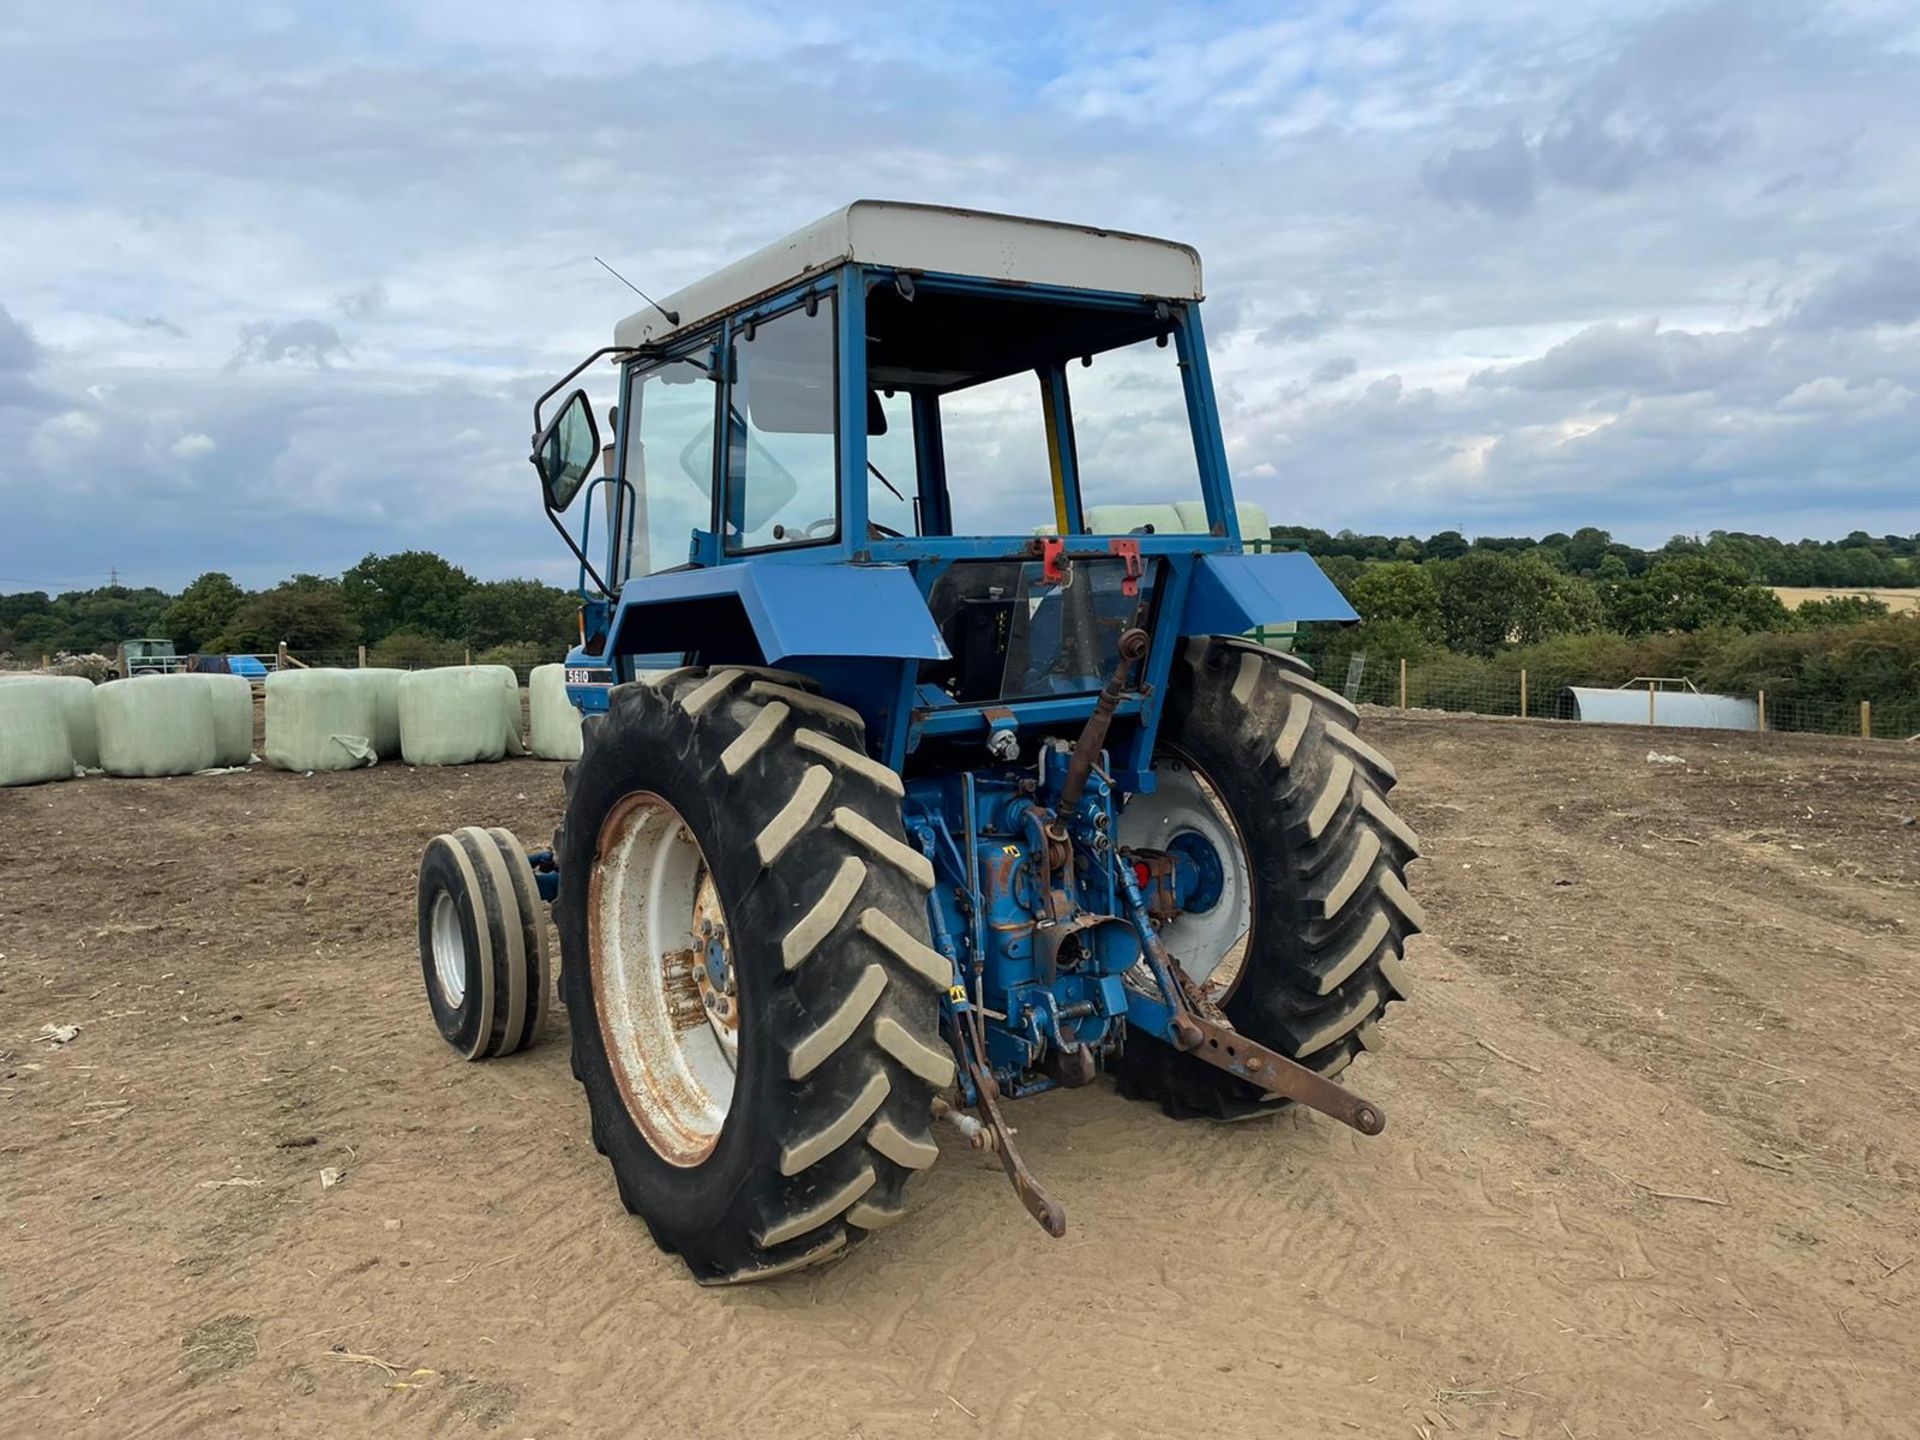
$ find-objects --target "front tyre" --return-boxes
[417,826,548,1060]
[1114,637,1424,1120]
[553,668,954,1284]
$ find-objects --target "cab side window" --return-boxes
[867,389,917,536]
[621,351,717,578]
[726,300,839,550]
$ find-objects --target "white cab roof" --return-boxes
[614,201,1204,348]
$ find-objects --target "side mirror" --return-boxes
[531,389,600,513]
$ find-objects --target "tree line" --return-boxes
[5,529,1914,710]
[1283,530,1919,725]
[1276,524,1919,590]
[0,551,579,670]
[1311,548,1893,664]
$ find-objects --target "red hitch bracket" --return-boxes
[1040,536,1067,586]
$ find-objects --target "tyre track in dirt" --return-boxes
[2,719,1918,1436]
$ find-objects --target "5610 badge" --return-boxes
[563,667,614,713]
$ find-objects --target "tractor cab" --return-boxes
[533,202,1352,778]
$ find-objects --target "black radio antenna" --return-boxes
[594,256,679,325]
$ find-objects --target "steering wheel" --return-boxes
[788,516,903,541]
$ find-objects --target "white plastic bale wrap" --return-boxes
[265,669,379,771]
[346,668,403,758]
[1170,500,1271,537]
[94,674,218,777]
[528,663,584,761]
[1046,500,1274,542]
[1083,503,1186,536]
[0,674,99,768]
[199,673,255,766]
[497,666,529,758]
[0,682,76,786]
[398,666,527,766]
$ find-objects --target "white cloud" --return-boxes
[170,431,216,458]
[1,0,1917,592]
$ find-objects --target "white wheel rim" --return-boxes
[1116,753,1253,999]
[589,791,738,1167]
[430,890,466,1006]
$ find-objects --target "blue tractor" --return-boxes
[417,202,1422,1284]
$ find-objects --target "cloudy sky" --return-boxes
[2,0,1918,592]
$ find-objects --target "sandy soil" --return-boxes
[3,716,1918,1438]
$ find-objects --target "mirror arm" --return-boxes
[532,344,646,441]
[531,345,656,604]
[542,488,614,598]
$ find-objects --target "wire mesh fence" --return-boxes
[1310,647,1920,745]
[34,631,1906,742]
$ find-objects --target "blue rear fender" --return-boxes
[607,561,949,667]
[1183,550,1357,632]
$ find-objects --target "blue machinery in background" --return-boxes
[534,253,1379,1231]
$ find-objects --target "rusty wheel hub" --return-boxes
[588,792,739,1167]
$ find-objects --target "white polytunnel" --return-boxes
[1564,686,1760,731]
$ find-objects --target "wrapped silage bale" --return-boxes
[494,666,529,758]
[347,668,404,759]
[199,673,255,766]
[1172,499,1271,539]
[0,682,76,786]
[94,674,217,777]
[0,673,99,768]
[265,669,379,771]
[1083,503,1185,535]
[528,663,583,761]
[399,666,526,766]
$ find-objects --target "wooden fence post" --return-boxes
[357,644,367,669]
[1647,679,1656,727]
[1520,669,1529,719]
[276,640,288,672]
[1861,700,1872,739]
[1757,689,1767,732]
[1399,657,1408,710]
[464,646,472,667]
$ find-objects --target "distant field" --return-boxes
[1773,584,1920,613]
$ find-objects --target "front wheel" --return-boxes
[552,667,954,1284]
[1113,637,1423,1120]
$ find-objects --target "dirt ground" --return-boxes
[3,715,1919,1439]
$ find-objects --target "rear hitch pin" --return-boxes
[932,1096,994,1152]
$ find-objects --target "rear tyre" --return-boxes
[418,825,544,1060]
[1113,637,1423,1120]
[553,667,953,1284]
